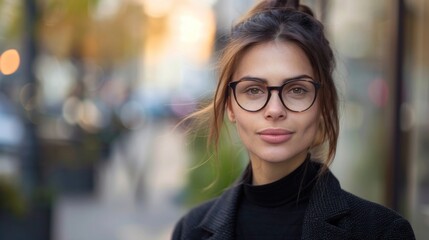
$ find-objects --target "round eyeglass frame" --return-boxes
[228,79,321,113]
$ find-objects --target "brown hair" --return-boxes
[187,0,339,172]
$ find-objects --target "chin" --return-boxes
[256,150,300,164]
[255,144,311,163]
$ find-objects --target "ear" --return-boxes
[226,100,236,123]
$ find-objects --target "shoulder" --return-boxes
[308,169,415,239]
[180,198,218,225]
[342,190,399,219]
[341,189,415,239]
[172,198,217,239]
[172,182,242,240]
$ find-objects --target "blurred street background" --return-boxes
[0,0,428,239]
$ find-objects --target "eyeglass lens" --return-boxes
[232,79,318,112]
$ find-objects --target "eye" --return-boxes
[290,87,308,95]
[245,87,265,95]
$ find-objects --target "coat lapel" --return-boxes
[302,171,352,240]
[197,184,242,240]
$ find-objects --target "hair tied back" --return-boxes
[268,0,314,17]
[271,0,300,9]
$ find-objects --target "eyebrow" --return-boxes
[236,74,314,83]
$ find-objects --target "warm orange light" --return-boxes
[0,49,20,75]
[168,5,216,63]
[142,0,174,18]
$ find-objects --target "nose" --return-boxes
[263,91,286,120]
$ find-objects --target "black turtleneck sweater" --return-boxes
[235,157,319,240]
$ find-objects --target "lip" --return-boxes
[257,128,294,144]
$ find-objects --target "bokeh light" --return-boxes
[368,78,389,108]
[142,0,174,18]
[0,49,20,75]
[77,100,103,132]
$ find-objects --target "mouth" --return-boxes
[257,128,294,144]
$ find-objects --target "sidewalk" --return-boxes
[53,119,188,240]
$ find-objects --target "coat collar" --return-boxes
[197,169,352,240]
[301,171,352,240]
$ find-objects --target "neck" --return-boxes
[251,151,309,185]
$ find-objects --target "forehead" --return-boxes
[233,41,314,83]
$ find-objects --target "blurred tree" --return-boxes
[37,0,144,65]
[185,122,246,206]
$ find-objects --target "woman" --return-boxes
[172,0,415,239]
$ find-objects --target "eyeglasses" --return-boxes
[228,78,321,112]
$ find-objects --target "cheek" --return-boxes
[234,121,255,153]
[311,117,324,146]
[234,112,250,132]
[306,120,319,139]
[231,106,253,140]
[299,109,321,140]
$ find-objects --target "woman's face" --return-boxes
[227,41,320,170]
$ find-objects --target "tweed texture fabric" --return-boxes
[172,169,415,240]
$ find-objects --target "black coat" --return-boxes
[172,170,415,240]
